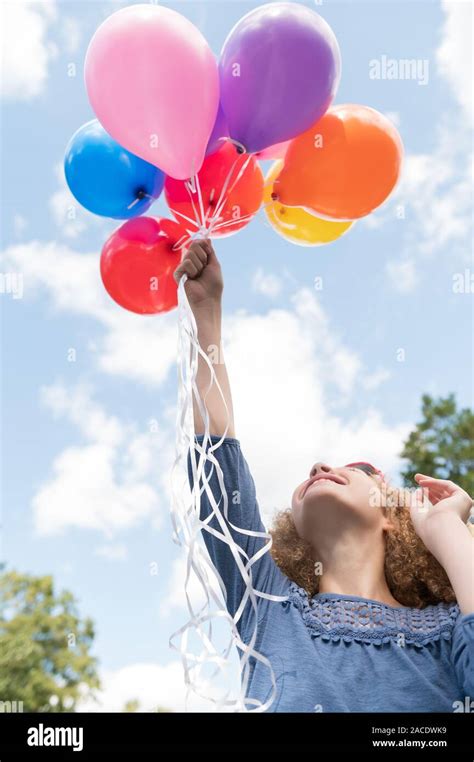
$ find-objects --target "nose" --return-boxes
[310,462,333,477]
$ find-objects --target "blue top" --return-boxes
[188,436,474,712]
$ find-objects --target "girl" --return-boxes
[174,240,474,713]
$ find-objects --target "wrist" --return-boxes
[191,296,222,320]
[422,512,466,558]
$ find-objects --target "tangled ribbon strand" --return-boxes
[170,228,287,710]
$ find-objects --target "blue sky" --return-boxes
[1,0,472,710]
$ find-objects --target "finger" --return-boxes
[199,239,213,257]
[418,483,447,500]
[414,473,436,483]
[415,476,450,490]
[415,474,456,487]
[204,240,220,267]
[174,259,199,283]
[186,249,206,272]
[173,264,188,284]
[185,248,206,269]
[189,241,209,264]
[420,492,442,506]
[415,477,447,491]
[415,477,459,499]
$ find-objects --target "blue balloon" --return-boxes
[64,120,165,219]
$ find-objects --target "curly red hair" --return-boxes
[269,484,458,608]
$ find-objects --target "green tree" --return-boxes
[123,699,140,712]
[400,394,474,494]
[0,570,100,711]
[122,699,173,713]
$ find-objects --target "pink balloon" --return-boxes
[255,140,291,162]
[85,4,219,180]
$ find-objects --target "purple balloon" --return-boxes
[205,102,229,156]
[219,3,341,154]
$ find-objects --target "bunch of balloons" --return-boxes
[64,2,403,315]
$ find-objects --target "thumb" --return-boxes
[173,261,187,285]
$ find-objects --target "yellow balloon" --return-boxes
[263,161,353,246]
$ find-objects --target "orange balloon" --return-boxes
[273,105,403,220]
[264,161,353,246]
[165,142,264,238]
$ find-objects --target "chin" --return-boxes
[304,483,341,501]
[302,494,341,512]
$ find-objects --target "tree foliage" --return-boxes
[400,394,474,495]
[0,571,100,711]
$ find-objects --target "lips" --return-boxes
[301,473,348,498]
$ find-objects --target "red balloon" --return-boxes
[165,142,264,238]
[100,216,187,314]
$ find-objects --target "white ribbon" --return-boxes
[170,270,288,712]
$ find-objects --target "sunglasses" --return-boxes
[344,462,385,478]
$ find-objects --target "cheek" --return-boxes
[353,483,383,521]
[354,482,371,502]
[363,482,380,510]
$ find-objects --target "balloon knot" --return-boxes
[226,137,246,155]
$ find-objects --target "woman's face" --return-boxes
[291,461,389,541]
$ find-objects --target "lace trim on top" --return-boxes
[285,582,460,647]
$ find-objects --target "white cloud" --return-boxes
[49,162,115,240]
[362,368,392,391]
[385,258,418,293]
[153,287,409,620]
[2,238,412,712]
[96,317,177,387]
[1,240,178,387]
[159,554,222,619]
[77,661,213,713]
[59,15,82,56]
[42,382,123,445]
[95,543,128,561]
[399,133,472,257]
[222,288,410,523]
[33,383,167,536]
[251,267,283,298]
[378,2,473,286]
[2,239,411,534]
[13,214,28,238]
[2,239,104,314]
[437,0,473,124]
[2,235,410,527]
[49,185,89,240]
[160,556,203,618]
[0,0,58,101]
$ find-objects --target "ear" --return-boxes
[382,514,396,532]
[381,499,396,532]
[377,481,400,530]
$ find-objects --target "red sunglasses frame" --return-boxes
[344,461,385,479]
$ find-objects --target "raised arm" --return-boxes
[174,241,289,630]
[411,475,473,615]
[174,239,235,438]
